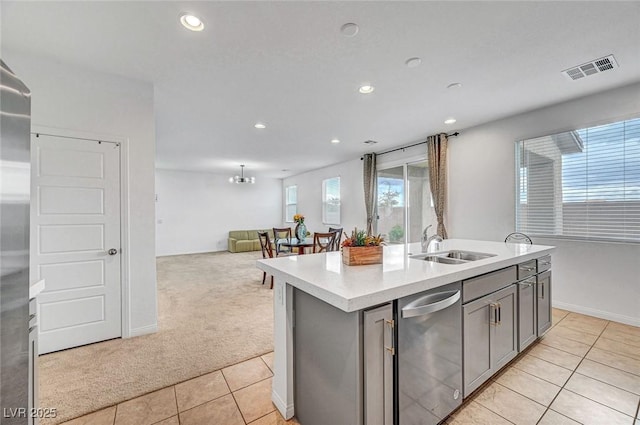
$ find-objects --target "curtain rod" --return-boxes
[360,132,459,160]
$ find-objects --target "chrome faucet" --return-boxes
[422,225,443,253]
[426,234,444,253]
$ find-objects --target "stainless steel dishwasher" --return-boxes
[397,281,463,425]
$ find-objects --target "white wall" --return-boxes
[4,51,158,335]
[155,169,282,256]
[282,158,366,236]
[449,82,640,326]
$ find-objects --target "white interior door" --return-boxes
[31,134,121,354]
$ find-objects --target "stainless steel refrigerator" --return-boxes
[1,59,32,424]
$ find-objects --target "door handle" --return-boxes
[490,303,498,325]
[401,290,460,318]
[108,249,118,256]
[385,319,395,356]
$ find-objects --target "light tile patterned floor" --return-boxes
[61,309,640,425]
[447,309,640,425]
[59,352,298,425]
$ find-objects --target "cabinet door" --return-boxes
[363,303,394,425]
[492,285,518,370]
[537,271,552,336]
[463,298,492,397]
[517,278,537,352]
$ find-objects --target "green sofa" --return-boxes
[228,229,275,253]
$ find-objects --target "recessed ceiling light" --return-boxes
[359,85,375,94]
[179,13,204,31]
[405,57,422,68]
[254,122,266,129]
[331,139,341,144]
[444,118,457,125]
[340,23,359,37]
[447,82,463,89]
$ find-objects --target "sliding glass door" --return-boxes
[377,166,405,244]
[377,160,436,244]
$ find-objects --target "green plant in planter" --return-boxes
[389,225,404,243]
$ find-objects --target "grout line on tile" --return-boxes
[535,320,609,424]
[172,386,179,421]
[635,398,640,422]
[470,385,524,425]
[175,385,232,415]
[583,353,640,379]
[258,355,273,374]
[112,404,117,425]
[562,386,636,419]
[229,390,248,425]
[226,375,273,393]
[592,336,640,360]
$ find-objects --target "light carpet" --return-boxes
[39,251,273,424]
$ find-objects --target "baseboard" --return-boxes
[128,323,158,338]
[156,249,226,257]
[553,301,640,327]
[272,389,295,420]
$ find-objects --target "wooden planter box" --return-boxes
[342,245,383,266]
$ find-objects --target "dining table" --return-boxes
[279,238,315,255]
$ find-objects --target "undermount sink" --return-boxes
[441,250,496,261]
[410,250,496,265]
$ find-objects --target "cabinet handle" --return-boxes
[518,279,534,287]
[521,266,535,272]
[539,261,551,267]
[540,281,545,299]
[385,319,395,356]
[497,302,502,325]
[490,303,498,326]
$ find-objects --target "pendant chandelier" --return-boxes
[229,164,255,184]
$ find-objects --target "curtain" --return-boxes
[427,133,448,239]
[363,153,377,235]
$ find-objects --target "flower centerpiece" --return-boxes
[341,228,384,265]
[293,214,307,242]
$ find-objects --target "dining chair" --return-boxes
[313,232,337,253]
[257,231,275,289]
[273,227,293,256]
[328,227,343,251]
[505,232,533,244]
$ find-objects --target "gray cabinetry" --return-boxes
[363,304,394,425]
[294,289,363,425]
[492,285,518,370]
[537,270,552,335]
[462,294,492,396]
[462,266,518,397]
[517,277,537,351]
[516,259,537,352]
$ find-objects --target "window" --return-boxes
[285,185,297,222]
[322,177,341,224]
[516,117,640,242]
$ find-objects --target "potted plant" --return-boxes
[341,228,384,265]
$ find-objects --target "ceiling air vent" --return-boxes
[562,55,618,81]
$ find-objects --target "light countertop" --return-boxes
[257,239,554,312]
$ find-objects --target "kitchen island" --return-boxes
[256,239,554,424]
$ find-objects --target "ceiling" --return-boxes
[2,1,639,178]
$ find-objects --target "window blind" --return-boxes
[516,117,640,243]
[322,177,341,225]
